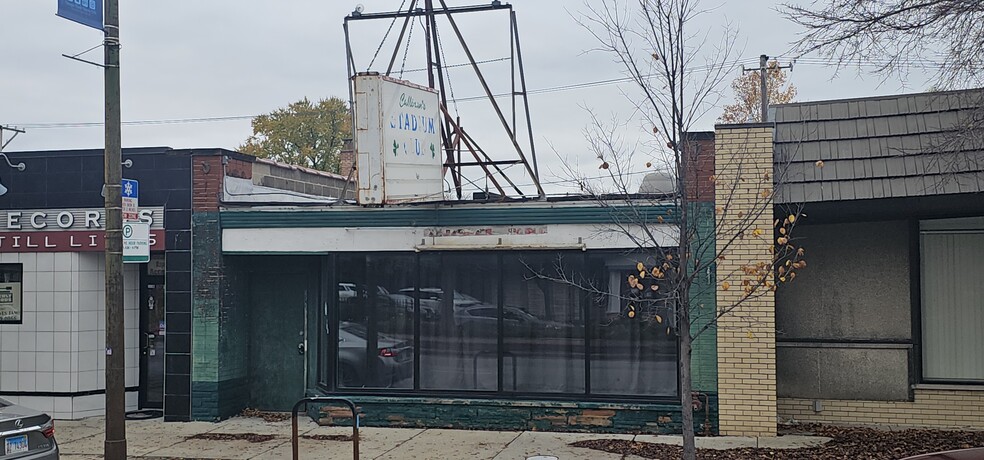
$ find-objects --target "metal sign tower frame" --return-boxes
[344,1,544,201]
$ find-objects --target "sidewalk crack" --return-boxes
[490,431,525,460]
[372,428,428,460]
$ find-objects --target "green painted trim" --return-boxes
[220,205,676,229]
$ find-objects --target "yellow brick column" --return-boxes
[714,124,777,436]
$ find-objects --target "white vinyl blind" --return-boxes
[921,225,984,382]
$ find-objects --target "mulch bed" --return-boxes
[184,432,354,444]
[571,425,984,459]
[238,407,292,422]
[185,432,277,443]
[302,434,354,441]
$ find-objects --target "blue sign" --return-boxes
[57,0,104,31]
[121,178,138,199]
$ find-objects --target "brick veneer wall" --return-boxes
[191,153,253,420]
[193,155,251,211]
[779,388,984,429]
[714,125,778,436]
[683,132,719,403]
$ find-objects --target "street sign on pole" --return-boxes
[121,178,138,222]
[56,0,104,31]
[122,221,149,263]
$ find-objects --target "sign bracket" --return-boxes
[61,43,113,69]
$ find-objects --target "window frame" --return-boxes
[0,263,24,325]
[317,250,681,403]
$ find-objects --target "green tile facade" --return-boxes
[191,212,250,420]
[689,201,718,395]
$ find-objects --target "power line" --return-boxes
[12,54,944,130]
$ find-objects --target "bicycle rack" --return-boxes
[291,396,360,460]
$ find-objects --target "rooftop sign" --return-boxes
[354,74,444,204]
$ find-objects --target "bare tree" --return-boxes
[781,0,984,188]
[541,1,810,459]
[781,0,984,88]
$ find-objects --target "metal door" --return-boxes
[139,283,165,408]
[248,273,308,410]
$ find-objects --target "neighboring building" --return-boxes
[700,89,984,435]
[770,89,984,429]
[0,147,349,421]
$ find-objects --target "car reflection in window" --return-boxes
[337,321,413,388]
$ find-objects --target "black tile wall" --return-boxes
[0,148,195,420]
[165,354,191,375]
[165,332,191,354]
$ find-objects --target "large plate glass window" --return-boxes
[502,253,585,393]
[588,253,677,396]
[336,254,415,389]
[419,253,499,391]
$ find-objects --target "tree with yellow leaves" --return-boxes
[553,2,808,458]
[718,61,797,124]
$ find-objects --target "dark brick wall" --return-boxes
[192,154,252,212]
[684,133,716,203]
[217,258,251,418]
[339,139,354,176]
[189,215,254,421]
[191,212,221,419]
[189,152,254,420]
[193,157,223,212]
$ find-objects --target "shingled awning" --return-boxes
[773,89,984,203]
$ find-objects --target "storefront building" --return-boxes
[0,147,349,421]
[0,147,187,419]
[209,201,720,433]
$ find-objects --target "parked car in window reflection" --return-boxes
[0,398,58,460]
[339,283,437,320]
[397,287,483,320]
[453,305,571,335]
[337,321,413,388]
[399,288,482,311]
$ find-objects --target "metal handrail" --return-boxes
[291,397,360,460]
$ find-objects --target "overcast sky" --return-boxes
[0,1,933,196]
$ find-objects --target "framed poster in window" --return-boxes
[0,264,23,324]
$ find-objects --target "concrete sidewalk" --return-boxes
[55,415,829,459]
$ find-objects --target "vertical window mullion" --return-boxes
[583,251,591,396]
[329,254,340,392]
[413,253,421,391]
[497,253,505,393]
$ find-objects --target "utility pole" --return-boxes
[743,54,793,122]
[758,54,768,123]
[103,0,126,457]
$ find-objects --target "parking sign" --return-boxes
[122,221,150,263]
[122,178,139,222]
